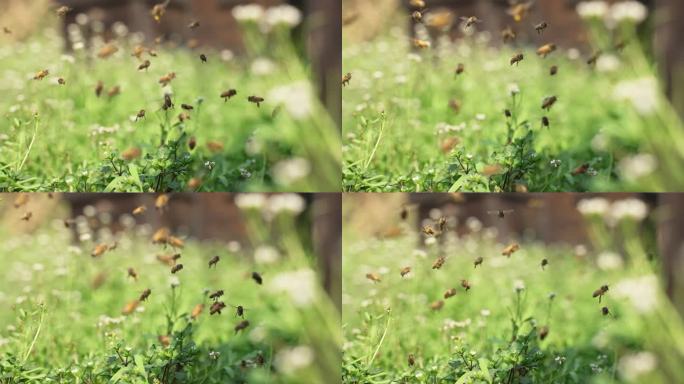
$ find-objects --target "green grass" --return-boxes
[0,195,341,383]
[0,19,341,192]
[342,16,684,192]
[342,199,684,383]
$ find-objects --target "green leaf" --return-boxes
[134,354,146,378]
[448,176,466,192]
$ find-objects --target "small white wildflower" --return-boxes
[267,81,313,120]
[475,113,486,121]
[250,57,276,76]
[424,236,437,246]
[274,346,314,375]
[597,251,624,270]
[610,198,648,222]
[555,355,566,365]
[513,279,525,292]
[235,194,266,210]
[209,351,220,360]
[220,49,234,62]
[232,4,265,23]
[619,351,657,381]
[264,5,302,28]
[254,245,281,265]
[576,1,609,19]
[272,158,311,186]
[480,309,491,317]
[614,275,658,314]
[269,269,317,307]
[609,1,648,24]
[618,153,657,182]
[596,54,621,72]
[268,193,306,215]
[550,159,561,168]
[507,83,520,96]
[466,217,482,232]
[577,197,610,216]
[612,77,659,116]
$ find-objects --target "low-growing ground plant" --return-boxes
[342,195,684,383]
[0,3,341,192]
[342,1,684,192]
[0,193,341,383]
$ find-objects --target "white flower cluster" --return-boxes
[269,269,317,307]
[274,345,314,375]
[267,81,314,120]
[618,153,657,182]
[612,77,659,116]
[577,197,648,222]
[235,193,306,216]
[618,351,657,381]
[576,1,648,24]
[614,275,659,314]
[272,158,312,186]
[232,4,302,29]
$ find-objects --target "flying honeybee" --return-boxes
[151,0,170,22]
[188,136,197,150]
[127,267,138,280]
[432,256,446,270]
[152,228,170,244]
[501,26,516,43]
[3,27,12,34]
[541,96,557,111]
[448,99,461,114]
[460,16,482,29]
[163,94,174,110]
[488,209,514,219]
[122,300,140,315]
[539,325,549,340]
[20,212,32,221]
[550,65,558,76]
[107,86,120,98]
[534,22,548,34]
[507,2,533,22]
[455,63,465,76]
[234,320,250,334]
[411,10,423,23]
[134,109,146,122]
[95,81,104,97]
[437,217,447,232]
[171,264,184,274]
[139,288,151,302]
[542,116,550,129]
[221,89,237,101]
[510,53,524,66]
[409,0,426,9]
[181,103,194,111]
[200,54,207,63]
[400,266,411,277]
[422,225,436,237]
[131,45,146,59]
[121,147,141,161]
[57,77,65,85]
[342,12,360,26]
[400,205,408,220]
[592,284,609,303]
[159,72,176,86]
[614,40,627,52]
[208,255,220,268]
[91,243,109,257]
[587,51,602,67]
[188,20,200,29]
[444,288,457,299]
[502,243,520,257]
[366,273,381,283]
[14,194,28,208]
[408,354,415,367]
[413,39,430,49]
[168,236,184,248]
[572,163,590,176]
[56,5,72,17]
[97,44,119,59]
[430,300,444,310]
[461,279,471,291]
[209,290,224,301]
[155,194,170,210]
[248,96,264,107]
[191,303,204,319]
[138,60,150,71]
[541,259,548,270]
[342,72,352,87]
[251,272,263,285]
[210,301,226,315]
[601,306,610,316]
[536,43,556,58]
[474,256,483,268]
[206,141,224,153]
[132,205,146,215]
[33,69,49,80]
